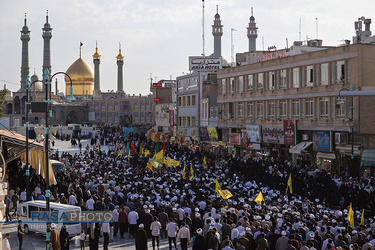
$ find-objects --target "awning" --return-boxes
[289,141,313,154]
[361,149,375,167]
[316,152,336,159]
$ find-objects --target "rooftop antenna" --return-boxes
[24,13,27,25]
[299,18,301,41]
[149,73,153,87]
[262,36,264,51]
[231,28,236,66]
[79,41,83,58]
[202,0,205,56]
[316,17,318,39]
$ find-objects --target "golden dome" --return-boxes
[65,57,94,84]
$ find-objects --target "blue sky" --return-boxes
[0,0,373,95]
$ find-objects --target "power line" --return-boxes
[0,79,19,86]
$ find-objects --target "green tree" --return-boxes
[0,89,8,119]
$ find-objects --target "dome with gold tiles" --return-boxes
[65,57,94,96]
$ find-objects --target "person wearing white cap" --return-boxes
[275,231,289,250]
[135,224,148,250]
[50,223,61,250]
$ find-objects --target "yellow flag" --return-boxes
[146,158,153,171]
[218,189,233,200]
[163,157,167,166]
[189,164,194,180]
[215,178,221,195]
[203,156,206,167]
[167,157,171,167]
[170,159,180,167]
[140,145,144,155]
[182,164,186,180]
[153,150,164,163]
[254,191,265,205]
[145,150,150,156]
[118,151,123,156]
[348,203,355,229]
[361,209,365,226]
[287,174,292,194]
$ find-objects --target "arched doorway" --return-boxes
[66,110,79,125]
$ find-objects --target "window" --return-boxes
[257,101,264,119]
[292,68,300,88]
[268,101,275,119]
[95,104,99,111]
[220,103,226,120]
[178,117,182,126]
[134,115,139,122]
[221,79,226,95]
[292,100,300,118]
[320,63,329,85]
[306,98,314,119]
[247,102,254,119]
[182,96,186,106]
[258,73,263,91]
[306,65,314,87]
[229,78,234,94]
[140,103,144,110]
[187,117,191,127]
[238,76,244,93]
[320,97,329,119]
[108,104,113,111]
[336,61,345,83]
[192,95,196,106]
[268,72,275,90]
[238,103,244,119]
[279,70,286,89]
[192,117,196,127]
[178,97,182,107]
[336,97,346,118]
[145,103,149,110]
[247,75,253,92]
[279,100,287,119]
[134,102,138,110]
[229,103,234,119]
[187,96,191,106]
[115,105,119,111]
[102,105,106,111]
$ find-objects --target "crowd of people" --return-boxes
[6,127,375,250]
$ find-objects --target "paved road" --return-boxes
[2,221,184,249]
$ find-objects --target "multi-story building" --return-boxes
[217,40,375,176]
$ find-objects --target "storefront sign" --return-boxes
[256,50,287,62]
[169,110,174,132]
[207,127,218,141]
[241,128,248,145]
[283,120,296,145]
[189,56,223,71]
[313,131,332,152]
[246,125,262,143]
[230,133,241,144]
[262,126,284,144]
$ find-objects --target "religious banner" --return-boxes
[313,131,332,152]
[199,127,209,141]
[169,110,174,132]
[246,125,261,143]
[283,120,296,145]
[207,127,218,141]
[229,133,241,144]
[262,126,284,144]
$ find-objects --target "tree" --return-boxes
[0,89,8,119]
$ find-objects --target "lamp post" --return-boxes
[336,85,354,176]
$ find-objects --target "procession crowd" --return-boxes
[5,127,375,250]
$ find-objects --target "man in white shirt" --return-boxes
[150,217,162,250]
[20,189,27,201]
[102,222,110,250]
[166,218,178,250]
[177,222,190,250]
[86,196,94,211]
[34,184,41,198]
[128,209,139,238]
[112,205,119,237]
[68,193,77,206]
[2,233,10,250]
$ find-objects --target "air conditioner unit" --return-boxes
[335,133,348,145]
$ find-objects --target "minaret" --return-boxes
[212,5,223,57]
[20,13,30,92]
[116,43,124,93]
[247,7,258,52]
[42,10,52,86]
[92,41,101,91]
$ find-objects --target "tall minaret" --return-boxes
[116,43,124,93]
[20,13,30,92]
[247,7,258,52]
[42,10,52,86]
[212,5,223,57]
[92,41,101,91]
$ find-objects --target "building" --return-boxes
[217,38,375,176]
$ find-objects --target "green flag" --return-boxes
[156,142,159,153]
[126,143,131,156]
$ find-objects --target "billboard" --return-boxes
[262,126,284,144]
[189,56,223,71]
[283,120,296,145]
[229,133,241,144]
[246,125,262,143]
[313,131,332,152]
[207,127,218,141]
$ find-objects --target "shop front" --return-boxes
[313,131,335,172]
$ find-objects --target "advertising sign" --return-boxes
[169,110,174,132]
[313,131,332,152]
[207,127,218,141]
[177,128,197,137]
[229,133,241,144]
[246,125,262,143]
[283,120,296,145]
[199,127,209,141]
[262,126,284,144]
[189,56,223,71]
